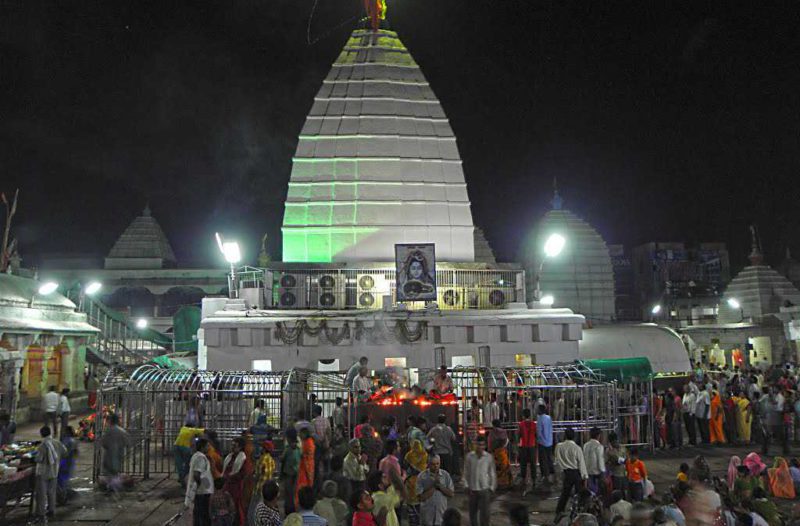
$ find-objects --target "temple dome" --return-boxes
[282,28,474,263]
[719,264,800,322]
[104,205,177,269]
[525,205,616,324]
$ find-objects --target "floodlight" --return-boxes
[85,281,102,295]
[540,295,555,306]
[727,298,740,309]
[38,282,58,295]
[136,318,148,329]
[651,304,662,315]
[543,233,566,258]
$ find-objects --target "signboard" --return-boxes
[395,243,436,302]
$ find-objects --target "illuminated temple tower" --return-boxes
[282,28,475,263]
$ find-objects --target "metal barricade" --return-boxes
[93,366,349,481]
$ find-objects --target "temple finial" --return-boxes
[748,225,763,266]
[143,202,151,217]
[551,177,563,210]
[364,0,386,32]
[786,247,793,260]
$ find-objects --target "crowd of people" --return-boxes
[32,359,800,526]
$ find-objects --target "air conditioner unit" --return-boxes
[312,274,344,309]
[486,288,508,308]
[277,272,307,308]
[438,287,467,310]
[356,273,391,309]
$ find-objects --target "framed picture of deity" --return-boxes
[395,243,437,302]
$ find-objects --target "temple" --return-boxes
[282,28,475,263]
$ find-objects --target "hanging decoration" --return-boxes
[364,0,386,32]
[273,318,427,345]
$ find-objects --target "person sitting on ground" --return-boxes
[442,508,462,526]
[660,491,686,526]
[629,502,655,526]
[508,504,530,526]
[789,458,800,495]
[313,480,348,526]
[351,489,387,526]
[296,486,328,525]
[749,487,781,526]
[677,463,690,483]
[607,489,633,523]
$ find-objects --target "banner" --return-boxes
[395,243,436,302]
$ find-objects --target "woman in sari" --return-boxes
[736,393,752,444]
[223,437,253,526]
[768,457,796,499]
[404,439,428,526]
[726,455,741,491]
[296,427,315,505]
[488,419,512,489]
[205,430,224,481]
[722,393,737,445]
[709,390,726,445]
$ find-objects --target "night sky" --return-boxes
[2,1,799,270]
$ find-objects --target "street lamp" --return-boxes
[85,281,102,295]
[651,304,662,315]
[135,318,148,329]
[535,233,566,300]
[216,233,242,299]
[726,298,744,322]
[540,294,555,306]
[38,282,58,295]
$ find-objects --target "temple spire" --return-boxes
[143,202,151,217]
[748,225,764,266]
[551,177,563,210]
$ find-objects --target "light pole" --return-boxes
[727,298,744,322]
[650,304,661,321]
[216,233,242,299]
[534,233,566,301]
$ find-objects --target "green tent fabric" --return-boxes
[172,306,201,352]
[150,352,194,369]
[580,358,654,383]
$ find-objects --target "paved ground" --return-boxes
[5,417,800,525]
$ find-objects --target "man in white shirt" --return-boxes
[464,436,496,526]
[345,357,368,391]
[682,386,697,446]
[483,393,501,428]
[353,367,373,398]
[694,385,711,444]
[583,427,605,495]
[42,385,59,438]
[554,428,588,517]
[58,388,71,439]
[186,437,213,526]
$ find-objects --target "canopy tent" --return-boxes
[579,358,653,384]
[579,324,691,374]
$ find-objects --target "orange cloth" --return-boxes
[296,437,316,504]
[710,393,726,444]
[626,459,647,482]
[207,445,224,479]
[768,458,796,499]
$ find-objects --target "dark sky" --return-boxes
[2,1,799,270]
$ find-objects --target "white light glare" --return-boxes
[135,318,148,329]
[540,295,555,306]
[222,242,241,264]
[651,304,662,315]
[727,298,741,309]
[85,281,102,295]
[543,233,566,258]
[38,282,58,295]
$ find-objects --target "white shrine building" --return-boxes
[199,26,593,373]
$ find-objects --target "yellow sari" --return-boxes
[736,396,752,443]
[404,439,428,506]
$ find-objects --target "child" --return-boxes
[210,477,236,526]
[677,462,690,483]
[625,448,648,502]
